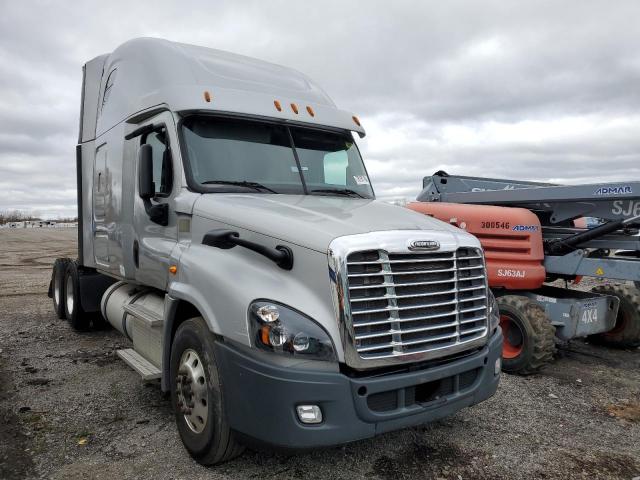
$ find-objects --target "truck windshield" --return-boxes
[181,116,374,198]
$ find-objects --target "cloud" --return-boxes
[1,0,640,217]
[362,112,640,201]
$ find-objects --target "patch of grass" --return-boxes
[21,412,53,432]
[21,412,43,424]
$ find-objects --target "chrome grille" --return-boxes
[345,247,488,360]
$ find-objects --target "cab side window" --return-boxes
[142,129,173,196]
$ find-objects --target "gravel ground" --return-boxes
[0,228,639,480]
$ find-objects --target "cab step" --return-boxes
[116,348,161,381]
[123,303,164,327]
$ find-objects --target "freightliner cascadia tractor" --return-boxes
[49,39,501,465]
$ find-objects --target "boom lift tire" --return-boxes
[589,284,640,348]
[497,295,556,375]
[64,261,91,331]
[50,258,72,319]
[170,317,244,465]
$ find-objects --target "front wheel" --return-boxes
[170,317,244,465]
[497,295,556,375]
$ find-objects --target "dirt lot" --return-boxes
[0,228,639,480]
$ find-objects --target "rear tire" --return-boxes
[497,295,556,375]
[64,261,91,331]
[170,317,244,465]
[50,258,72,319]
[589,284,640,348]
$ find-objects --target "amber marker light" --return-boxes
[203,91,211,102]
[290,103,299,114]
[260,325,271,345]
[274,100,282,111]
[306,106,315,117]
[169,265,178,275]
[352,115,361,126]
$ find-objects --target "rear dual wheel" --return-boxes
[50,258,97,330]
[63,261,91,330]
[497,295,556,375]
[50,258,72,319]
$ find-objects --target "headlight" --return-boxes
[249,301,337,361]
[488,290,500,333]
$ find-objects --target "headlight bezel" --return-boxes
[248,300,337,362]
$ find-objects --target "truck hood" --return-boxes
[193,194,474,253]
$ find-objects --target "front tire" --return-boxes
[589,284,640,348]
[497,295,556,375]
[170,317,244,465]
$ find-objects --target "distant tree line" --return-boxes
[0,210,78,224]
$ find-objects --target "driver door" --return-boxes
[132,112,178,290]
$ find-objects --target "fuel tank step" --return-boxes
[123,302,164,327]
[116,348,161,381]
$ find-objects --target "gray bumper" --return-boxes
[214,330,502,449]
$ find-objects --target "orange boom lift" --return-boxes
[408,172,640,374]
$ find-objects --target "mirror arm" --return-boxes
[142,198,168,226]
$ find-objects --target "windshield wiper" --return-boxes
[310,188,366,198]
[201,180,277,194]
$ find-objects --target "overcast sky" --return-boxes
[2,1,640,218]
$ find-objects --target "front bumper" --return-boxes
[214,329,502,449]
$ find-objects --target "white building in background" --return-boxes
[1,220,78,229]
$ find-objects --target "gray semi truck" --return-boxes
[49,38,502,465]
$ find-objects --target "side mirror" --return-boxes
[138,144,155,199]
